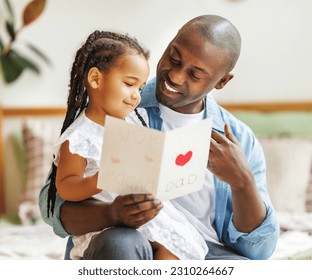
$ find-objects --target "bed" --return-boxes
[0,102,312,260]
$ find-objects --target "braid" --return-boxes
[134,109,148,127]
[47,30,149,217]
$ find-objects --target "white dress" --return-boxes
[53,109,208,260]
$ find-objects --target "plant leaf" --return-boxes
[10,49,40,73]
[0,49,40,83]
[4,0,15,22]
[23,0,46,27]
[5,21,16,41]
[0,51,24,83]
[26,42,52,66]
[0,37,4,52]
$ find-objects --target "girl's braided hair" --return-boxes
[47,30,150,217]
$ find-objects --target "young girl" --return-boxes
[47,30,208,260]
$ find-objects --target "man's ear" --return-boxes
[87,67,101,89]
[215,73,234,90]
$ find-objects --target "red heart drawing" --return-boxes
[175,151,193,166]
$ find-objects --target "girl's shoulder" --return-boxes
[53,112,104,160]
[60,112,104,142]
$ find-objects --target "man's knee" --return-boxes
[83,227,153,260]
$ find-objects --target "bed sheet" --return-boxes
[270,212,312,260]
[271,230,312,259]
[1,221,312,260]
[0,223,67,260]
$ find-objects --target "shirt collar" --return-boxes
[204,94,226,134]
[141,77,226,133]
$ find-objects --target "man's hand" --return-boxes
[110,194,163,229]
[208,124,253,190]
[208,124,266,232]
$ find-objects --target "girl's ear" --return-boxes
[215,73,234,90]
[87,67,101,89]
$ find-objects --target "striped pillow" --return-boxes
[18,119,60,224]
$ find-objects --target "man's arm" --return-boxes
[60,195,163,236]
[60,199,110,235]
[208,124,279,259]
[208,124,266,232]
[39,170,163,237]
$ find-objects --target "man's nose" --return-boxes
[168,67,186,86]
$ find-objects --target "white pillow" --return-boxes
[259,137,312,213]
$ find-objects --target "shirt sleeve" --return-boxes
[227,201,280,259]
[38,167,69,238]
[225,134,280,259]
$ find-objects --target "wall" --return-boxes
[1,0,311,106]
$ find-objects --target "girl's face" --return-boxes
[89,53,149,122]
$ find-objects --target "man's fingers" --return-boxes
[211,129,225,143]
[224,124,239,144]
[130,205,163,228]
[127,199,162,216]
[211,125,238,145]
[119,193,154,206]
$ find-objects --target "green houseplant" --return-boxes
[0,0,50,84]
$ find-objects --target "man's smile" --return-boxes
[164,80,178,93]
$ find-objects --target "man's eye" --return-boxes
[169,55,180,64]
[190,71,201,80]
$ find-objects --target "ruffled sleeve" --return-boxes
[52,113,104,177]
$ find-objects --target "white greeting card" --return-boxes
[97,115,212,200]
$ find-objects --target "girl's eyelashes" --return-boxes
[139,83,146,92]
[125,83,143,92]
[125,82,146,91]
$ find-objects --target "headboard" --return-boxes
[222,101,312,137]
[0,102,312,216]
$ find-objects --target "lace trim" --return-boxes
[139,213,208,260]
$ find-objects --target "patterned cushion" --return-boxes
[18,119,60,224]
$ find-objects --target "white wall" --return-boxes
[1,0,311,106]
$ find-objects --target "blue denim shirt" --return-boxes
[39,77,279,260]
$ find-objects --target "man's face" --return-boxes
[156,28,230,114]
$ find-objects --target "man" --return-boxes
[39,14,279,260]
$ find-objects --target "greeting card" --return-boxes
[97,116,212,200]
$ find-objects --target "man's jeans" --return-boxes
[64,227,248,260]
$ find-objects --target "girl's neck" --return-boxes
[85,107,106,126]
